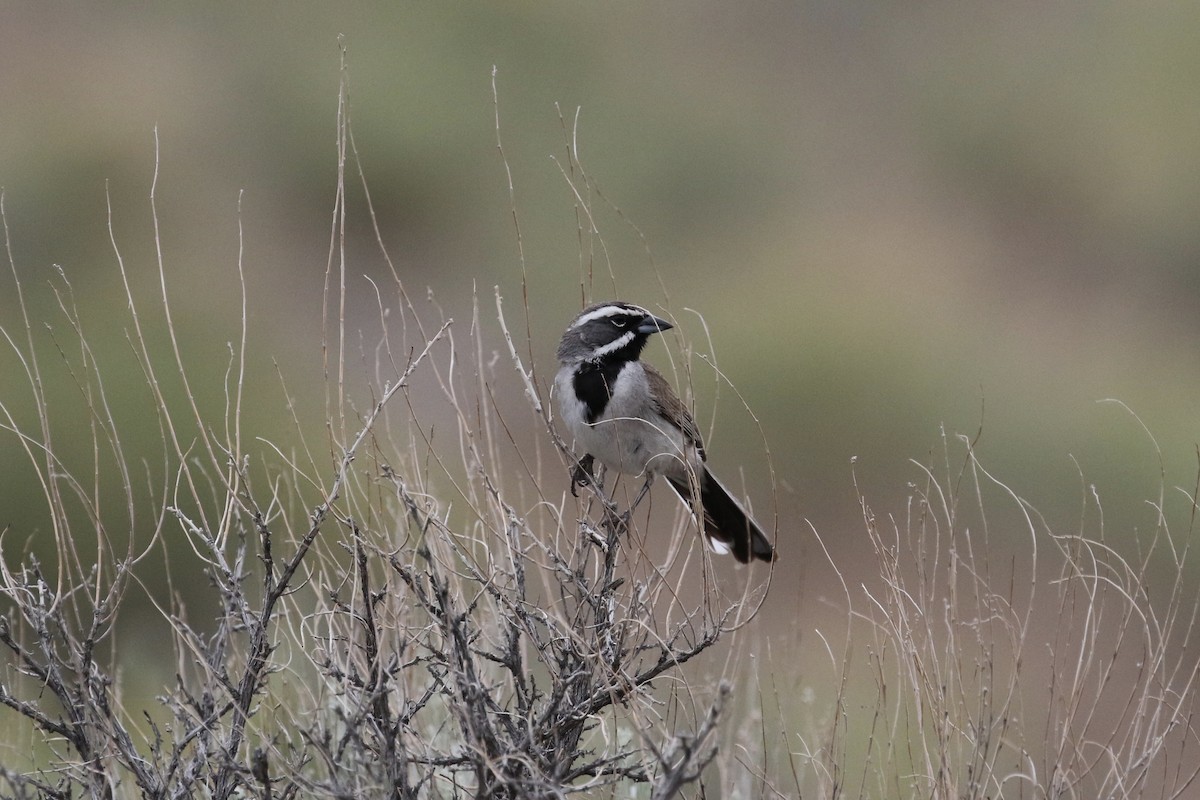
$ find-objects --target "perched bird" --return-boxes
[554,301,775,563]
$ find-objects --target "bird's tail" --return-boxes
[666,468,775,563]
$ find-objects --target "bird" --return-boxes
[554,301,775,563]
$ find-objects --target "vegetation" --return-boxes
[2,71,1198,800]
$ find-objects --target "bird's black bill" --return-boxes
[637,315,673,335]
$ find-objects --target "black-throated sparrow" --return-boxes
[555,301,775,563]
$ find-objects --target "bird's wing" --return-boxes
[643,364,706,460]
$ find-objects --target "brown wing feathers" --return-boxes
[643,365,706,461]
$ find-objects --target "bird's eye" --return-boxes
[612,318,628,329]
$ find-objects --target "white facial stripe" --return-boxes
[569,304,644,329]
[589,331,635,359]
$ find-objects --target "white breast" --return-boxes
[555,361,699,481]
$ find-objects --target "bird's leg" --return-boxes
[570,453,596,497]
[617,474,655,529]
[629,474,654,514]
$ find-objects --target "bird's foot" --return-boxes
[600,503,630,535]
[570,454,596,497]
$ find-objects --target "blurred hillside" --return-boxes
[2,2,1199,662]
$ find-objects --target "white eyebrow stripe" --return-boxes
[589,331,636,359]
[570,304,644,329]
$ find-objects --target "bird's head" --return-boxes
[556,301,673,365]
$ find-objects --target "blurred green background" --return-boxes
[2,0,1200,762]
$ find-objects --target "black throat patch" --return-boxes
[573,359,628,424]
